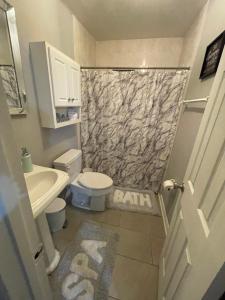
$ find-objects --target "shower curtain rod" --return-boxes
[81,66,190,71]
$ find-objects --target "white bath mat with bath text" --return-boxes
[108,187,161,216]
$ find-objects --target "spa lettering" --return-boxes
[62,240,107,300]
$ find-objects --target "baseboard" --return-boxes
[158,193,169,236]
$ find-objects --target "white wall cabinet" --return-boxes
[49,47,80,107]
[30,42,81,128]
[68,63,81,105]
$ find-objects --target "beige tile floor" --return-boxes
[52,205,165,300]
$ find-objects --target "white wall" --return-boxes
[163,0,225,222]
[73,16,96,66]
[96,38,184,67]
[162,3,208,221]
[179,3,208,68]
[185,0,225,99]
[10,0,78,166]
[6,0,215,178]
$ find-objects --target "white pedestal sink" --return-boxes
[24,165,69,218]
[24,165,69,274]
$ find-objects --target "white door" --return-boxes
[0,80,52,299]
[68,61,81,106]
[49,47,70,107]
[158,51,225,300]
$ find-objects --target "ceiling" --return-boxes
[63,0,208,41]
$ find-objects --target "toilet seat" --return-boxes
[78,172,113,190]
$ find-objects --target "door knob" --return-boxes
[171,179,185,192]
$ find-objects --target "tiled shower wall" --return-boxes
[81,69,188,192]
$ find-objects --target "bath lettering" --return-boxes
[113,189,152,208]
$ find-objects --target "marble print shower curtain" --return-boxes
[81,69,188,192]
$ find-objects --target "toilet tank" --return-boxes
[53,149,82,182]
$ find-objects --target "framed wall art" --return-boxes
[200,31,225,80]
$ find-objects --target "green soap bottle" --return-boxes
[21,147,33,173]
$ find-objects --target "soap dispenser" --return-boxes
[21,147,33,173]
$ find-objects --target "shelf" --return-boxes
[55,101,82,108]
[55,118,81,128]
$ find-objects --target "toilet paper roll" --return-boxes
[163,179,175,191]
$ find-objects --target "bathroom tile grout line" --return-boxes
[88,211,164,229]
[115,254,159,269]
[53,208,162,300]
[65,208,164,265]
[89,217,165,241]
[149,235,154,267]
[60,239,159,268]
[108,217,163,267]
[55,235,160,269]
[66,210,164,258]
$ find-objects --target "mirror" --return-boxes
[0,0,26,115]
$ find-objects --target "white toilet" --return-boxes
[53,149,113,211]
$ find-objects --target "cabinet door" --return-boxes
[68,62,81,106]
[49,47,70,107]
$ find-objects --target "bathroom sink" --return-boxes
[25,171,58,203]
[24,165,69,218]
